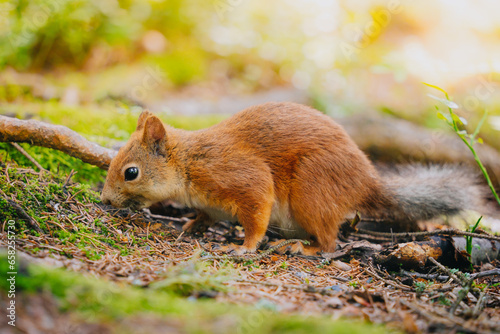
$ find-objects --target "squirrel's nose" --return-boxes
[100,193,111,206]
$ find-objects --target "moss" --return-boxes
[0,166,126,260]
[0,196,15,218]
[0,143,107,185]
[150,261,234,296]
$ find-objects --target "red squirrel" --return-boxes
[101,102,491,255]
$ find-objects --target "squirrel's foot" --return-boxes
[267,239,321,256]
[267,239,303,254]
[219,243,255,256]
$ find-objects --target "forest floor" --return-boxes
[1,165,499,334]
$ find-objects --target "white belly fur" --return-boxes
[269,200,310,239]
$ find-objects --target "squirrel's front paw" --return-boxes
[182,219,208,234]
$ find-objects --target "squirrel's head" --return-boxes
[101,111,181,210]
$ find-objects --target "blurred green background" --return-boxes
[1,0,499,182]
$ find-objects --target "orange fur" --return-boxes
[101,102,392,253]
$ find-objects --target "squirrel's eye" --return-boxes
[124,167,139,181]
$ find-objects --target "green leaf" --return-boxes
[427,94,459,109]
[472,110,489,140]
[437,111,447,120]
[451,113,464,125]
[422,82,450,99]
[437,111,452,124]
[471,216,482,233]
[477,137,484,144]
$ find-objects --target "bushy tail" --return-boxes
[376,164,497,222]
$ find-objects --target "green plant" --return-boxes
[437,293,451,306]
[317,258,330,269]
[465,216,482,261]
[424,83,500,207]
[414,281,427,294]
[348,280,359,289]
[414,281,434,296]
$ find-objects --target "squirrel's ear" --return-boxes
[142,116,167,156]
[136,110,153,131]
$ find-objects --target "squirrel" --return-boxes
[101,102,493,255]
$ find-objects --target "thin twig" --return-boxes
[470,268,500,279]
[233,278,348,294]
[143,210,191,223]
[63,169,77,188]
[400,269,450,282]
[401,268,500,283]
[472,291,488,318]
[10,142,47,172]
[428,257,467,286]
[361,263,413,292]
[174,231,185,245]
[450,285,471,315]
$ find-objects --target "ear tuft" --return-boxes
[142,116,167,155]
[137,110,153,130]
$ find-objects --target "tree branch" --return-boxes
[0,115,116,170]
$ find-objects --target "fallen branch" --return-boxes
[356,228,500,242]
[0,115,116,170]
[339,114,500,187]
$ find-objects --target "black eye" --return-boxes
[124,167,139,181]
